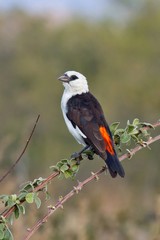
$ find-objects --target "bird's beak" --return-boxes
[58,74,70,83]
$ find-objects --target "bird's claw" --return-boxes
[71,152,82,165]
[87,154,94,160]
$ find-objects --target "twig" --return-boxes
[1,121,160,220]
[119,135,160,161]
[24,168,105,240]
[24,133,160,240]
[2,171,59,219]
[0,115,40,183]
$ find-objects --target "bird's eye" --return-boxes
[70,75,78,81]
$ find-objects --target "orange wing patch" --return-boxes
[99,126,114,155]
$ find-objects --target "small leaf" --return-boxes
[140,122,154,129]
[70,159,77,166]
[61,159,68,164]
[11,194,17,202]
[131,134,139,141]
[71,164,79,172]
[56,162,63,169]
[20,182,34,192]
[3,227,13,240]
[60,164,69,173]
[110,122,120,133]
[19,205,25,215]
[50,165,59,172]
[14,206,20,219]
[58,173,64,180]
[133,118,140,126]
[127,120,131,125]
[34,195,41,209]
[129,129,139,135]
[7,198,15,208]
[126,125,135,133]
[25,193,35,204]
[114,128,125,135]
[18,192,27,201]
[141,129,150,137]
[0,224,5,240]
[0,230,4,240]
[8,214,14,226]
[121,132,131,143]
[45,191,50,200]
[64,170,73,179]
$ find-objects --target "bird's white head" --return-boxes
[58,71,89,95]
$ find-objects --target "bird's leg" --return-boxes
[71,145,90,164]
[84,146,95,160]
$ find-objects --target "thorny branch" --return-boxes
[24,126,160,240]
[2,121,159,220]
[0,115,40,183]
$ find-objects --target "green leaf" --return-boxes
[71,164,79,172]
[56,162,63,169]
[18,205,25,215]
[0,224,5,240]
[126,125,135,133]
[11,194,17,202]
[34,195,41,209]
[61,159,68,164]
[7,197,15,208]
[121,132,131,143]
[64,170,73,179]
[25,193,35,204]
[8,214,14,226]
[60,164,69,173]
[0,195,9,202]
[3,227,13,240]
[58,173,64,180]
[0,230,4,240]
[70,159,77,165]
[114,128,125,135]
[140,129,150,137]
[140,122,154,128]
[131,134,139,141]
[110,122,120,133]
[20,182,34,192]
[14,206,20,219]
[129,129,139,135]
[18,192,27,201]
[50,165,59,172]
[133,118,140,126]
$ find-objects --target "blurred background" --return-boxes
[0,0,160,239]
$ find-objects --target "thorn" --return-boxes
[126,149,133,159]
[138,140,148,147]
[42,219,47,223]
[74,185,81,193]
[59,196,63,201]
[27,228,31,232]
[59,204,64,210]
[91,172,99,181]
[48,205,55,210]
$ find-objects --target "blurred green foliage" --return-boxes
[0,1,160,239]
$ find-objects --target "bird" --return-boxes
[58,71,125,178]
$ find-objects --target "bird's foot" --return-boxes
[87,154,94,160]
[71,152,82,165]
[84,147,95,160]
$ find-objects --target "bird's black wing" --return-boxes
[66,92,111,159]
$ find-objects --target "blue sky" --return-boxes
[0,0,111,18]
[0,0,110,15]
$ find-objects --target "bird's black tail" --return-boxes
[105,152,125,178]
